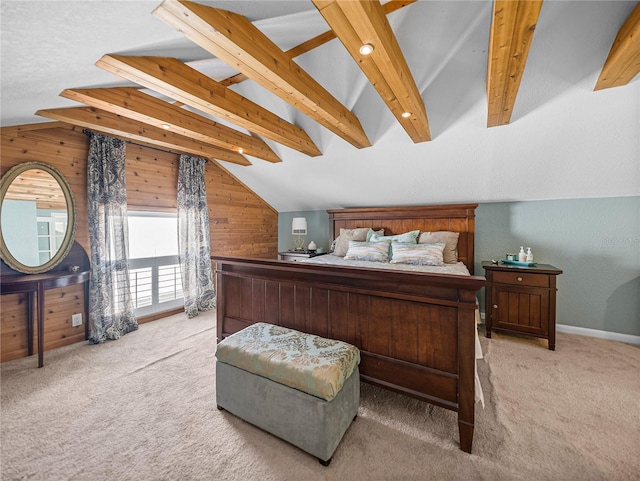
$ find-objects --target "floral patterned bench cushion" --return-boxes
[216,323,360,401]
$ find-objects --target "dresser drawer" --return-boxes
[492,271,549,288]
[280,254,302,261]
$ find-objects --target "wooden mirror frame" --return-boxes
[0,161,77,274]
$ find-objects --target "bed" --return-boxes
[212,204,486,452]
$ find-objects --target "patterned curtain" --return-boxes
[178,154,216,318]
[86,132,138,343]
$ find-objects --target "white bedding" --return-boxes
[299,252,472,275]
[299,253,486,407]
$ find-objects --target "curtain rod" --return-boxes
[82,129,208,162]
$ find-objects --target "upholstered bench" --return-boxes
[215,322,360,465]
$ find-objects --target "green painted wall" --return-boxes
[278,210,331,253]
[279,196,640,336]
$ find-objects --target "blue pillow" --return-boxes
[366,228,384,242]
[369,230,419,257]
[369,230,420,244]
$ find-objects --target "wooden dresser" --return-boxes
[0,241,90,367]
[483,261,562,350]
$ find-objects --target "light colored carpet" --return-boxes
[1,310,639,481]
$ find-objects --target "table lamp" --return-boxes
[291,217,307,251]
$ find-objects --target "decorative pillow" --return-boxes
[369,229,420,244]
[369,229,420,258]
[390,242,445,266]
[366,228,384,242]
[344,240,391,262]
[333,227,383,257]
[418,231,460,264]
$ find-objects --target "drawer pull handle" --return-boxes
[493,304,498,309]
[517,277,523,282]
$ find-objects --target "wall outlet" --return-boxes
[71,313,82,327]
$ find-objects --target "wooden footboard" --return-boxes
[213,256,485,452]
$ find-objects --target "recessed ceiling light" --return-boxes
[359,43,374,55]
[238,148,244,154]
[161,123,170,130]
[401,112,411,118]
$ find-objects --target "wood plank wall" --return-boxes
[0,123,278,362]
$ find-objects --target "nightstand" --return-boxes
[482,261,562,350]
[278,251,327,262]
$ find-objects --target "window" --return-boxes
[37,212,67,264]
[128,212,183,316]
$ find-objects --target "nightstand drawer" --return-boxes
[278,251,327,262]
[492,271,549,288]
[280,254,304,261]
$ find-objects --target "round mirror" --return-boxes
[0,162,77,274]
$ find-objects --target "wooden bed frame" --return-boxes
[213,204,486,452]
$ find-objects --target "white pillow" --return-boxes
[418,231,459,264]
[333,227,383,256]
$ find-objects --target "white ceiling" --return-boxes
[1,0,638,212]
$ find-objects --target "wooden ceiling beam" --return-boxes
[96,55,322,156]
[152,0,371,149]
[222,1,416,86]
[60,87,280,163]
[219,73,249,87]
[285,30,337,60]
[35,106,251,166]
[286,1,416,59]
[486,0,543,127]
[594,3,640,91]
[312,0,430,143]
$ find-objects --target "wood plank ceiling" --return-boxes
[34,0,640,166]
[3,168,68,210]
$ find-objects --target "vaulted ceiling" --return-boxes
[1,1,638,211]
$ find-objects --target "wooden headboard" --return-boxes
[327,204,478,274]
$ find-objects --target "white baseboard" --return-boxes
[479,312,639,345]
[556,324,640,345]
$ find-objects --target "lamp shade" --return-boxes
[291,217,307,235]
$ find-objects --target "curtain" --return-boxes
[86,132,137,343]
[178,154,216,318]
